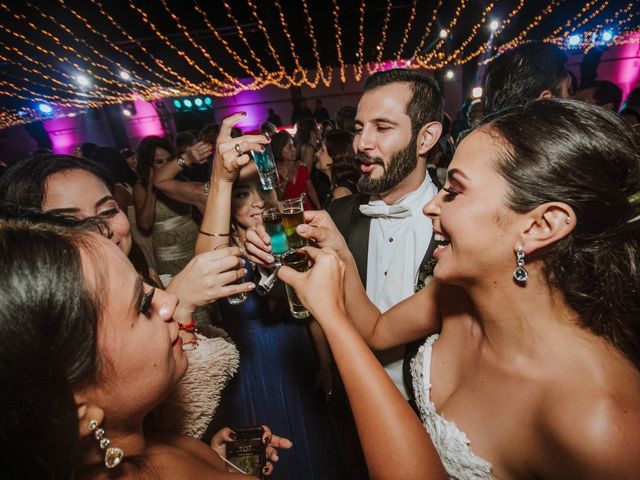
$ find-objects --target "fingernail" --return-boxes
[247,282,256,290]
[240,111,247,116]
[266,255,274,263]
[297,224,308,233]
[229,431,237,440]
[261,146,265,152]
[244,268,248,275]
[263,132,271,140]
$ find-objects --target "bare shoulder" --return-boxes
[536,359,640,479]
[141,434,244,479]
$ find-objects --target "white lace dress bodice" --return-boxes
[411,334,496,480]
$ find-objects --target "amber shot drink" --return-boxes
[279,197,307,249]
[281,249,310,319]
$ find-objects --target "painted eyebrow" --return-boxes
[46,207,80,215]
[95,195,115,208]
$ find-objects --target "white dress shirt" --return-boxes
[363,175,437,398]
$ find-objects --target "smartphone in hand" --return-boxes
[227,426,267,478]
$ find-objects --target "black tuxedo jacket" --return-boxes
[326,193,372,286]
[326,191,438,406]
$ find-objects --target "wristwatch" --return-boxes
[176,156,188,169]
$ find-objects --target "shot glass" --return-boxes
[281,249,310,319]
[278,196,307,249]
[215,244,248,305]
[261,207,289,259]
[250,140,279,191]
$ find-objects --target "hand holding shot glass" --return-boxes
[214,242,248,305]
[280,249,310,319]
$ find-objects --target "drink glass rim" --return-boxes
[261,207,281,220]
[279,196,305,208]
[281,248,308,269]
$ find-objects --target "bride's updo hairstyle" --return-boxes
[480,98,640,369]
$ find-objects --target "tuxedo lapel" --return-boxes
[347,194,372,286]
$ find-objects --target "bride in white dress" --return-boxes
[270,99,640,479]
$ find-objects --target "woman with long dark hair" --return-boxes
[315,129,360,207]
[271,130,320,209]
[134,135,212,279]
[0,154,253,439]
[195,113,345,479]
[0,211,290,478]
[276,99,640,478]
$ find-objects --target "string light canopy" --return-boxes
[0,0,638,129]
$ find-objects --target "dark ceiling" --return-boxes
[0,0,637,125]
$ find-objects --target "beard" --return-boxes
[356,135,418,195]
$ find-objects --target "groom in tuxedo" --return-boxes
[328,68,443,399]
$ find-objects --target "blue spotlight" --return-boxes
[601,30,614,42]
[568,34,581,47]
[204,97,212,106]
[173,99,182,109]
[37,103,53,114]
[183,99,192,108]
[194,98,203,107]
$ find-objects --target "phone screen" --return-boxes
[226,427,266,478]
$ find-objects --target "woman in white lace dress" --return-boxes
[275,100,640,479]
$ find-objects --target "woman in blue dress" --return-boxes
[189,113,345,479]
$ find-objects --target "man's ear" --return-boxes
[417,121,443,156]
[538,89,553,100]
[74,390,105,438]
[518,202,575,254]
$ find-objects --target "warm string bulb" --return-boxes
[353,0,367,81]
[89,0,202,94]
[368,0,393,73]
[0,0,638,129]
[61,0,184,90]
[394,0,418,61]
[410,0,444,60]
[300,0,333,87]
[331,0,347,83]
[159,0,244,89]
[273,0,309,86]
[246,0,293,87]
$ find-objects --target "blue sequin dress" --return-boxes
[214,263,345,479]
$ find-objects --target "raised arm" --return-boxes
[278,247,447,480]
[195,113,270,254]
[153,141,213,214]
[133,177,156,232]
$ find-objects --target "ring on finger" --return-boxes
[234,143,242,156]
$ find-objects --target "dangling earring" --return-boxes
[513,248,529,283]
[87,419,124,469]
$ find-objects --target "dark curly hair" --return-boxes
[481,98,640,369]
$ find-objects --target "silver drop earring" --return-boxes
[87,419,124,469]
[513,248,529,283]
